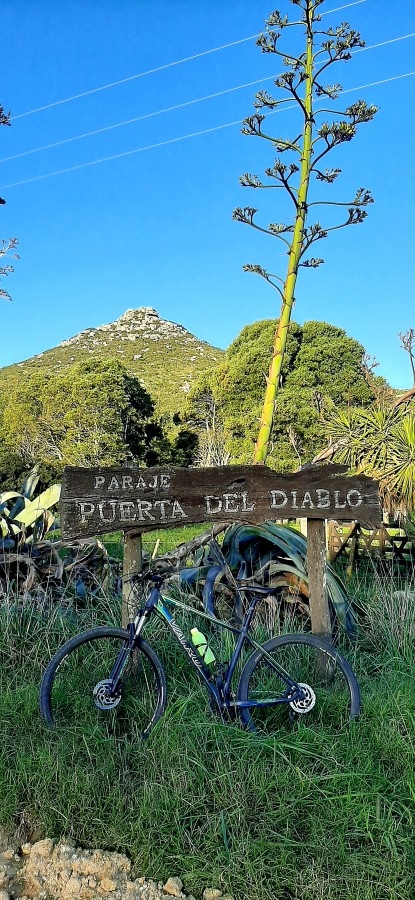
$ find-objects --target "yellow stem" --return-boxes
[254,2,315,465]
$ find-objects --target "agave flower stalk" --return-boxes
[233,0,377,465]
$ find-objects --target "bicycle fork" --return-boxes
[93,591,157,709]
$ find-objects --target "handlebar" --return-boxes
[124,562,178,587]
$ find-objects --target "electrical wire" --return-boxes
[3,28,414,165]
[1,75,279,163]
[2,68,413,192]
[11,0,367,120]
[354,32,415,54]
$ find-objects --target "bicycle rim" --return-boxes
[237,634,360,735]
[40,627,166,740]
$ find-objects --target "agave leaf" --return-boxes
[13,484,61,526]
[222,523,307,576]
[0,537,16,550]
[8,494,27,521]
[1,492,26,521]
[21,468,40,499]
[0,518,19,537]
[0,491,23,507]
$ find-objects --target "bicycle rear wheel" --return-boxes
[40,627,166,740]
[237,633,360,735]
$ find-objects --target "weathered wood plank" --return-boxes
[346,533,358,579]
[307,519,331,640]
[60,463,381,539]
[122,531,142,627]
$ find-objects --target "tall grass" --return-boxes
[346,560,415,663]
[0,564,414,899]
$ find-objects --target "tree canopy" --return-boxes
[0,359,176,487]
[186,318,374,472]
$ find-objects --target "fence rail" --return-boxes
[327,521,415,564]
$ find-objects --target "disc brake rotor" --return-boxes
[93,679,122,711]
[288,682,316,715]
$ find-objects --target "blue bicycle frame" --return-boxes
[115,577,307,714]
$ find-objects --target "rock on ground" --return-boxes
[0,834,234,900]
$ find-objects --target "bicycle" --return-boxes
[40,539,360,739]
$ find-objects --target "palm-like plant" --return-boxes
[385,413,415,513]
[322,405,415,514]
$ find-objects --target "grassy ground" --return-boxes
[102,524,210,567]
[0,550,414,899]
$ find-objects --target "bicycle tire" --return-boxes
[237,633,360,735]
[40,626,167,739]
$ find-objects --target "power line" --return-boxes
[321,0,367,11]
[353,31,415,54]
[3,27,414,166]
[11,34,258,121]
[12,0,367,120]
[2,68,413,192]
[1,75,279,163]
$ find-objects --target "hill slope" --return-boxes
[0,307,223,416]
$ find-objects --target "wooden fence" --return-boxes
[327,521,415,565]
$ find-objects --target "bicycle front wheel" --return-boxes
[40,627,167,740]
[237,634,360,735]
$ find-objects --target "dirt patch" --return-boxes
[0,834,233,900]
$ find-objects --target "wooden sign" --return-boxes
[60,463,381,539]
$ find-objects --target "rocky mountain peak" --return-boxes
[58,307,194,349]
[118,307,159,321]
[5,306,223,417]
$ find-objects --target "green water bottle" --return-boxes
[190,627,216,666]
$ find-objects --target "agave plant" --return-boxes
[0,470,118,598]
[179,522,356,636]
[0,470,61,548]
[0,470,62,592]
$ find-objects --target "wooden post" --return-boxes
[327,520,337,562]
[122,530,143,627]
[346,530,358,579]
[306,518,331,640]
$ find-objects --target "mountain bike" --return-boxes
[40,539,360,740]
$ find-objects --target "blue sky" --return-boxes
[1,0,414,388]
